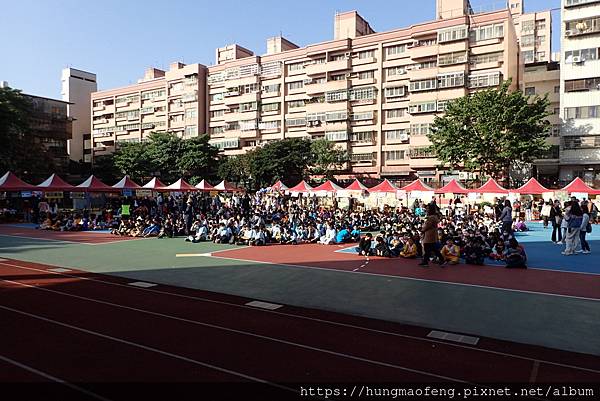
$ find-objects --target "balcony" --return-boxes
[409,44,439,60]
[307,79,350,95]
[305,58,350,76]
[224,92,259,106]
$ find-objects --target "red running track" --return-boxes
[210,244,600,300]
[0,225,141,244]
[0,258,599,401]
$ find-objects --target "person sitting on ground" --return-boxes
[464,237,485,265]
[489,238,506,261]
[157,218,174,239]
[374,235,391,257]
[250,226,266,246]
[389,233,403,257]
[350,226,361,242]
[513,217,528,232]
[335,226,350,244]
[399,237,417,259]
[440,238,461,265]
[319,223,337,245]
[142,219,161,238]
[236,224,252,245]
[504,238,527,269]
[213,223,232,244]
[357,233,373,256]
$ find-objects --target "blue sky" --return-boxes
[1,0,560,99]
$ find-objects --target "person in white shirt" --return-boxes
[320,223,337,245]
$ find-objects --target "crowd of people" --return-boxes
[26,190,597,267]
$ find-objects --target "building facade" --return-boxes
[90,62,207,158]
[510,1,552,65]
[207,2,520,182]
[61,68,97,163]
[560,0,600,184]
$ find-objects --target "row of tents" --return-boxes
[2,171,599,196]
[276,177,600,196]
[0,172,242,193]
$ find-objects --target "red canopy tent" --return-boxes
[76,175,115,192]
[214,180,242,192]
[400,179,434,193]
[312,180,343,193]
[36,173,74,191]
[515,178,550,194]
[288,181,313,193]
[112,176,141,190]
[195,179,214,191]
[270,180,289,191]
[0,172,36,191]
[473,178,508,194]
[142,177,166,190]
[159,178,197,192]
[435,179,470,194]
[368,179,398,193]
[561,177,600,195]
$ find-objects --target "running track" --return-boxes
[0,259,599,400]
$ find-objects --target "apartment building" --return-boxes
[206,0,519,182]
[510,1,552,65]
[90,62,207,158]
[61,68,97,163]
[559,0,600,184]
[523,61,561,182]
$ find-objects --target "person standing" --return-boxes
[499,199,513,235]
[549,200,563,244]
[580,202,591,254]
[563,200,583,256]
[419,204,442,267]
[183,197,194,237]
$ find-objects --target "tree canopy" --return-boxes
[309,138,348,179]
[428,80,551,182]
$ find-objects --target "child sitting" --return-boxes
[440,238,461,265]
[464,238,485,265]
[357,233,373,256]
[504,238,527,269]
[399,237,417,258]
[374,235,391,257]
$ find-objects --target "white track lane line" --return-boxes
[0,303,294,393]
[2,261,599,375]
[0,354,112,401]
[0,278,469,383]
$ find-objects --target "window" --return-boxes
[415,60,437,70]
[565,77,600,92]
[385,44,406,56]
[358,70,375,80]
[535,19,546,31]
[288,62,305,72]
[185,108,197,119]
[184,126,197,137]
[521,34,535,47]
[311,57,326,64]
[410,123,432,136]
[438,26,468,43]
[535,51,546,61]
[286,117,307,127]
[438,51,468,66]
[350,131,374,143]
[241,83,259,93]
[415,38,437,46]
[239,102,257,112]
[325,130,348,141]
[385,86,405,98]
[210,93,224,102]
[469,23,504,42]
[212,139,240,150]
[522,50,534,63]
[566,0,600,6]
[409,147,436,158]
[385,109,405,119]
[437,100,450,111]
[326,110,348,121]
[330,74,346,81]
[115,110,139,119]
[386,66,406,77]
[141,90,166,100]
[537,35,546,44]
[209,126,225,135]
[357,50,375,59]
[551,125,561,137]
[468,72,501,88]
[258,120,280,130]
[350,153,375,163]
[349,86,376,101]
[287,81,304,91]
[385,130,408,142]
[386,150,406,161]
[351,111,374,121]
[330,54,346,61]
[437,72,464,89]
[554,107,560,115]
[240,120,257,131]
[522,20,535,33]
[524,87,536,96]
[565,17,600,36]
[409,101,437,114]
[410,78,437,92]
[261,102,280,112]
[287,100,306,109]
[262,83,281,93]
[564,48,599,64]
[210,110,224,118]
[562,135,600,150]
[564,105,600,119]
[325,90,348,102]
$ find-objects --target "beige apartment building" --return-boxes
[509,1,552,65]
[90,62,207,157]
[206,0,520,182]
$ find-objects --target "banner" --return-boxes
[45,191,64,199]
[135,189,152,197]
[70,192,86,199]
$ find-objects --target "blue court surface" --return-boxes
[338,222,600,275]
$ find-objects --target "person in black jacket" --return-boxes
[357,233,373,256]
[549,199,563,243]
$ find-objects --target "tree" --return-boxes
[217,152,254,187]
[176,134,219,179]
[143,132,182,182]
[91,154,121,183]
[250,138,313,188]
[428,80,551,183]
[112,141,150,181]
[310,138,348,179]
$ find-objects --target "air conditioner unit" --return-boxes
[572,56,583,63]
[344,52,352,58]
[565,30,573,36]
[399,133,409,141]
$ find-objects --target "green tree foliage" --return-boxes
[111,132,219,183]
[91,154,121,183]
[217,152,255,186]
[0,87,54,179]
[428,80,551,182]
[249,138,313,188]
[310,138,348,179]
